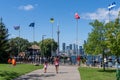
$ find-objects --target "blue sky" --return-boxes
[0,0,120,50]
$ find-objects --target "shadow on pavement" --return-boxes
[59,71,68,74]
[28,73,56,77]
[13,74,56,80]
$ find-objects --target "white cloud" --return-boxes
[19,4,34,11]
[81,8,120,22]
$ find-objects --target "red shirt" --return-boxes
[77,56,80,61]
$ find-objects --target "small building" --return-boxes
[28,45,41,56]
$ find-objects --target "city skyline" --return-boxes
[0,0,120,50]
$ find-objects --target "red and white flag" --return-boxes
[75,13,80,19]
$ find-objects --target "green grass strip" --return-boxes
[0,64,43,80]
[78,67,116,80]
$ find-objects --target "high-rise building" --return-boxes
[79,46,84,56]
[73,43,76,54]
[69,44,72,50]
[62,43,66,52]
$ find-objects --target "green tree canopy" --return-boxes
[84,20,105,55]
[39,38,58,57]
[9,37,31,56]
[105,18,120,57]
[0,18,9,63]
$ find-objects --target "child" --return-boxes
[44,60,48,73]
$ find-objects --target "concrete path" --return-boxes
[13,65,81,80]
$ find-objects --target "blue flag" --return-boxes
[14,26,20,30]
[108,2,116,11]
[29,22,35,27]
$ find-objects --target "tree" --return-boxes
[39,38,58,57]
[0,18,9,63]
[84,16,120,71]
[84,20,105,55]
[9,37,31,56]
[105,18,120,57]
[84,20,107,71]
[30,41,39,46]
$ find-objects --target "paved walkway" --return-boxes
[13,65,81,80]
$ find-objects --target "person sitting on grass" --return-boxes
[8,58,12,64]
[12,57,16,66]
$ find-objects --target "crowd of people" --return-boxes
[7,55,84,74]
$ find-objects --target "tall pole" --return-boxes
[51,23,54,57]
[42,35,46,57]
[18,26,20,54]
[75,13,80,56]
[29,22,35,63]
[76,19,78,56]
[14,26,20,56]
[33,26,35,63]
[57,23,60,55]
[50,18,54,56]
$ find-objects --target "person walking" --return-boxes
[43,60,48,73]
[77,56,81,66]
[54,56,59,73]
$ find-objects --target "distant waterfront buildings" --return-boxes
[61,42,84,56]
[62,43,66,53]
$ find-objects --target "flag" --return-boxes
[14,26,20,30]
[29,22,35,27]
[50,18,54,23]
[75,13,80,19]
[108,2,116,11]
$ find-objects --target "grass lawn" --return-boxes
[78,67,116,80]
[0,63,43,80]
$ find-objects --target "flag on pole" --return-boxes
[75,13,80,19]
[29,22,35,27]
[108,2,116,11]
[14,26,20,30]
[50,18,54,23]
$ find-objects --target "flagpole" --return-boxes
[18,26,20,56]
[50,18,54,57]
[29,22,35,63]
[76,19,78,56]
[51,23,53,56]
[14,26,20,57]
[33,25,35,63]
[75,13,80,56]
[19,26,20,38]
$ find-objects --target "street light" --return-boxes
[42,35,46,57]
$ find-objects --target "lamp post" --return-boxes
[42,35,46,57]
[50,18,54,56]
